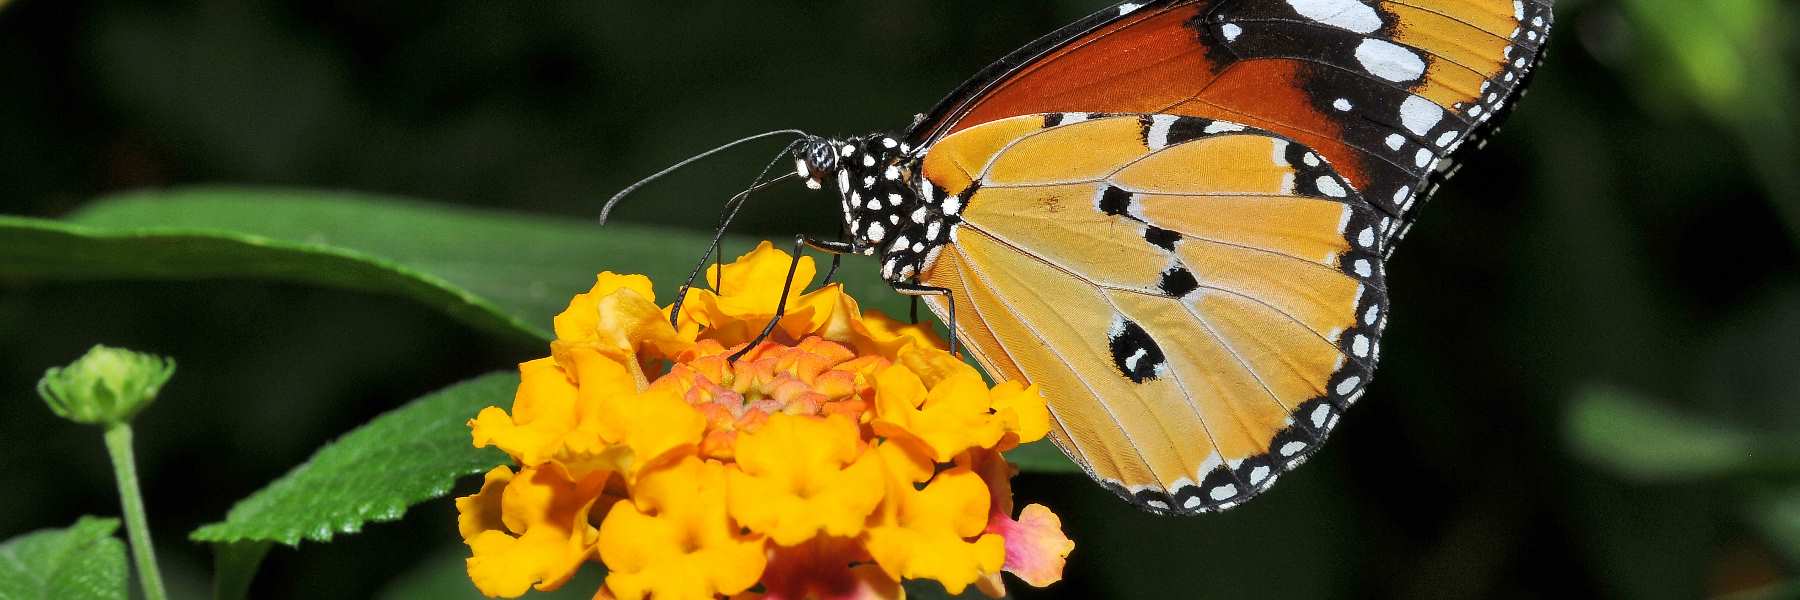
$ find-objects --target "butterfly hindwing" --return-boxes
[917,113,1387,513]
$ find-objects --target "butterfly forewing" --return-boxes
[909,0,1555,250]
[916,113,1386,513]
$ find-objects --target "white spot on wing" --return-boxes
[1124,348,1148,371]
[1400,95,1443,136]
[1221,23,1243,41]
[1316,176,1347,198]
[1147,114,1177,150]
[1119,2,1144,15]
[1355,38,1426,82]
[1285,0,1382,34]
[1204,121,1246,133]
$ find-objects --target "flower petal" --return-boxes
[865,443,1004,595]
[599,456,767,600]
[990,504,1075,588]
[727,414,886,545]
[462,465,606,597]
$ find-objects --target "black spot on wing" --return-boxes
[1144,225,1181,251]
[1158,266,1199,298]
[1164,116,1218,146]
[1107,319,1164,383]
[1042,113,1065,127]
[1097,185,1135,217]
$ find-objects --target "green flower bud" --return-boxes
[36,345,175,426]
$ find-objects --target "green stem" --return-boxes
[103,424,168,600]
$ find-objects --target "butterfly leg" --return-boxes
[816,232,847,287]
[889,281,958,356]
[727,235,856,362]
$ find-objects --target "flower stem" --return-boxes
[103,424,168,600]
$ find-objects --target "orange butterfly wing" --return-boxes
[909,0,1555,248]
[917,114,1385,513]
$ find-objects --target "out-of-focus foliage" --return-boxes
[1,0,1796,598]
[0,517,127,600]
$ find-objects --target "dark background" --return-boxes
[3,0,1797,598]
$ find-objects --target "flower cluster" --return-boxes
[458,242,1073,599]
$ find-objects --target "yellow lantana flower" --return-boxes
[456,242,1072,599]
[727,413,885,545]
[599,456,767,600]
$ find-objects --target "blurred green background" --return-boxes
[3,0,1798,598]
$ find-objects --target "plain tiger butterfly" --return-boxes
[619,0,1554,515]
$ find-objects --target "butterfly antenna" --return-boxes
[599,129,810,224]
[666,139,807,327]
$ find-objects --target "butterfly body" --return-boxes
[778,0,1552,515]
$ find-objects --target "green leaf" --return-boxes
[1749,488,1800,567]
[208,542,269,600]
[1563,383,1800,482]
[1,187,1076,473]
[190,373,514,545]
[0,185,910,343]
[1004,440,1079,474]
[0,516,128,600]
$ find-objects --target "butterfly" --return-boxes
[642,0,1555,515]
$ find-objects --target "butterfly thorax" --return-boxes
[794,134,962,282]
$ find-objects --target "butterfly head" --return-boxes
[792,132,954,281]
[793,137,839,191]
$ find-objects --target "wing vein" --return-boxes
[949,239,1170,488]
[940,252,1107,478]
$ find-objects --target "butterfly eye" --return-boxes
[791,138,839,187]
